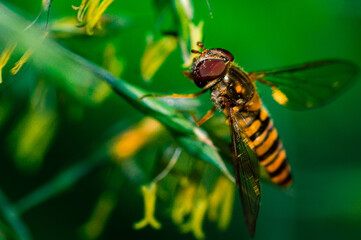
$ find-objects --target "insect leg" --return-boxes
[183,70,194,80]
[197,42,205,50]
[138,89,207,101]
[191,105,217,126]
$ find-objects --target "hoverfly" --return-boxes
[141,42,359,237]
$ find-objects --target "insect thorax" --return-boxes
[210,65,258,112]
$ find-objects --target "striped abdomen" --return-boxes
[239,107,292,186]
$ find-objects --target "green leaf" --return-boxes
[0,5,234,182]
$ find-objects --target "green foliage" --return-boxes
[0,0,361,240]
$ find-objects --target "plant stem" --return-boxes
[0,189,31,240]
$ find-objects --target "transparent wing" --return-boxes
[227,108,261,237]
[250,60,359,109]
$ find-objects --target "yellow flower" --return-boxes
[72,0,90,22]
[171,179,197,224]
[171,174,235,238]
[180,186,208,240]
[0,42,17,83]
[72,0,114,35]
[91,43,123,103]
[141,35,178,82]
[11,32,48,75]
[81,191,117,239]
[0,1,49,83]
[208,176,235,230]
[10,48,33,75]
[133,183,162,230]
[0,32,48,83]
[182,21,204,68]
[111,118,163,163]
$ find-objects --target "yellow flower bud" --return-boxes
[72,0,114,35]
[171,181,196,224]
[180,187,208,239]
[133,183,162,230]
[0,42,17,83]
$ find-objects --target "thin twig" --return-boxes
[205,0,213,19]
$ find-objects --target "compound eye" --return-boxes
[211,48,234,61]
[193,59,226,88]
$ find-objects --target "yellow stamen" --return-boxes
[218,178,235,230]
[207,176,235,230]
[133,183,162,230]
[81,191,117,239]
[10,49,33,75]
[181,188,208,240]
[72,0,91,22]
[0,42,17,83]
[72,0,114,35]
[171,179,196,224]
[208,177,226,220]
[91,43,123,103]
[86,0,101,26]
[10,32,48,76]
[86,0,114,35]
[103,43,123,77]
[141,36,178,82]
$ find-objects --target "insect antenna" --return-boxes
[191,49,202,54]
[191,41,207,55]
[197,42,206,50]
[205,0,213,19]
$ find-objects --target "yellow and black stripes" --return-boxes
[242,108,292,186]
[214,66,292,187]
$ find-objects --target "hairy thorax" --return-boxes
[210,65,261,114]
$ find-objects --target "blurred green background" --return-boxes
[0,0,361,239]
